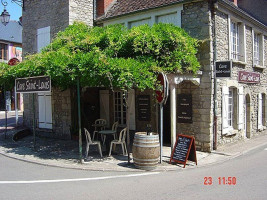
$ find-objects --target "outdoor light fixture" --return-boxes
[0,0,23,26]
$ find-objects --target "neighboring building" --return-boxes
[22,0,267,152]
[0,20,23,111]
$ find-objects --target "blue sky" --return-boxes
[0,0,22,21]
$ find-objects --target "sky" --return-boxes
[0,0,22,21]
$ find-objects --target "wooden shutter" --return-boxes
[222,86,229,135]
[128,89,136,130]
[38,92,52,129]
[100,90,110,127]
[257,93,262,130]
[37,26,50,53]
[238,87,244,130]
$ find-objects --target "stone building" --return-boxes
[22,0,267,152]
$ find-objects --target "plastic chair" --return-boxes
[102,121,118,144]
[109,127,128,156]
[92,119,106,141]
[84,128,102,158]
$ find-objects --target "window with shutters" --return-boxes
[230,21,240,60]
[222,86,239,135]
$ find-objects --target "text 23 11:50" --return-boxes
[204,177,237,185]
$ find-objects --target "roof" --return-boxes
[0,20,22,44]
[98,0,183,21]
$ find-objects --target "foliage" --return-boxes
[0,22,200,91]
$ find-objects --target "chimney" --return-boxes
[96,0,116,16]
[229,0,238,6]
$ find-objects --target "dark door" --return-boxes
[163,97,171,146]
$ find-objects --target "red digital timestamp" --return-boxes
[204,177,237,185]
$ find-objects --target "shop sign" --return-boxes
[238,71,260,83]
[15,76,51,93]
[137,95,151,121]
[215,61,232,78]
[156,72,169,104]
[8,57,20,66]
[177,94,192,123]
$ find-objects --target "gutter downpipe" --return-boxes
[210,0,218,150]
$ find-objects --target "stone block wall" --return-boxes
[22,0,94,139]
[215,8,267,146]
[23,88,72,139]
[23,0,94,55]
[181,1,213,152]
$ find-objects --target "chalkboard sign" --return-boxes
[177,94,192,123]
[170,134,197,168]
[137,95,151,121]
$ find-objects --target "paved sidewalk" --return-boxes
[0,128,267,172]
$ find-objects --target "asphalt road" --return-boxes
[0,144,266,200]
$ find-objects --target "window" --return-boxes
[114,91,126,125]
[222,86,242,135]
[254,33,260,65]
[228,88,234,127]
[0,43,8,60]
[253,31,264,67]
[258,93,266,129]
[230,21,240,60]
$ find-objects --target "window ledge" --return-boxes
[232,60,246,66]
[253,64,265,69]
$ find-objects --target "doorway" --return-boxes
[245,94,251,138]
[163,97,171,146]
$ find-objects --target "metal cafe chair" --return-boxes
[84,128,102,158]
[109,127,128,156]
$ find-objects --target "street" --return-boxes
[0,144,266,200]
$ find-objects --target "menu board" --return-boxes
[137,95,151,121]
[170,134,197,168]
[177,94,192,123]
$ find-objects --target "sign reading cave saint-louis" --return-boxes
[15,76,51,93]
[177,94,192,123]
[215,61,232,78]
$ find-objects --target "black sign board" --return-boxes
[15,76,51,93]
[170,134,197,168]
[177,94,192,123]
[215,61,232,78]
[137,95,151,121]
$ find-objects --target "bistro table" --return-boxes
[92,123,106,141]
[98,130,116,155]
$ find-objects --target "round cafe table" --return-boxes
[99,130,116,154]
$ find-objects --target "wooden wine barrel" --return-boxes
[132,132,160,170]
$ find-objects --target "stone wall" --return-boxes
[23,88,72,139]
[22,0,94,139]
[23,0,94,55]
[181,1,213,152]
[23,0,70,55]
[215,8,267,146]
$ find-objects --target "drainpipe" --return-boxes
[210,0,218,150]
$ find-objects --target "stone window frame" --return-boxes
[252,29,265,68]
[228,16,246,64]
